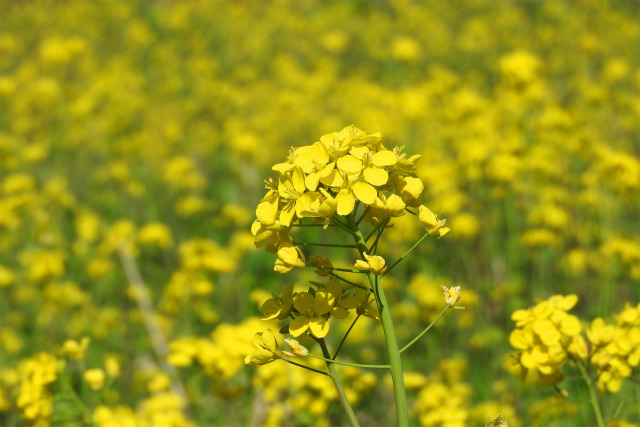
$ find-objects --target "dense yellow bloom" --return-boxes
[587,303,640,393]
[253,126,431,272]
[509,295,581,385]
[17,352,59,426]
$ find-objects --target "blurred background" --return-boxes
[0,0,639,426]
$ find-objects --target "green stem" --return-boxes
[327,272,371,291]
[364,220,388,243]
[368,218,390,254]
[383,231,430,277]
[284,359,329,376]
[356,205,370,225]
[305,353,389,369]
[346,214,409,427]
[400,306,449,353]
[318,339,360,427]
[576,359,605,427]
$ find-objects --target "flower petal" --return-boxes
[308,317,329,338]
[351,182,377,204]
[289,316,310,337]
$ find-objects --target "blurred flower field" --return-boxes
[0,0,639,426]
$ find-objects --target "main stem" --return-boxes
[346,214,409,427]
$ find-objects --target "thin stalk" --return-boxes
[333,315,361,359]
[295,241,357,248]
[305,353,389,369]
[306,264,369,274]
[284,359,329,376]
[331,216,354,235]
[383,231,430,277]
[364,221,387,243]
[318,339,360,427]
[328,272,371,291]
[576,360,605,427]
[291,223,338,227]
[368,218,390,254]
[400,306,449,353]
[356,205,370,225]
[346,214,409,427]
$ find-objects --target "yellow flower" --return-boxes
[365,193,406,225]
[138,222,174,248]
[442,285,464,309]
[587,317,615,347]
[282,338,309,357]
[60,337,91,360]
[244,330,281,366]
[261,284,294,320]
[84,369,106,391]
[289,290,336,338]
[419,205,449,238]
[354,252,387,275]
[274,243,306,274]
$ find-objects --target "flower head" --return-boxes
[419,205,450,238]
[442,285,464,309]
[244,330,282,366]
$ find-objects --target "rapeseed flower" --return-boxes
[442,285,464,309]
[84,368,106,391]
[244,330,282,366]
[509,295,581,385]
[283,338,309,357]
[354,252,388,276]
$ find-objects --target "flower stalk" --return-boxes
[318,339,360,427]
[576,359,605,427]
[346,213,409,427]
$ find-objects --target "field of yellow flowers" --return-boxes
[1,1,639,426]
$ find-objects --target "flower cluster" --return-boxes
[510,295,640,396]
[252,125,444,273]
[509,294,582,385]
[256,281,379,344]
[16,352,59,426]
[587,302,640,393]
